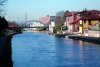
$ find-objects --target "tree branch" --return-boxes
[0,0,7,5]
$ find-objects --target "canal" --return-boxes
[12,31,100,67]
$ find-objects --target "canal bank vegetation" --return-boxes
[0,34,13,67]
[53,10,68,33]
[54,24,62,33]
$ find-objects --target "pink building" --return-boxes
[66,11,80,33]
[39,15,50,24]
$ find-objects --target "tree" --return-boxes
[56,11,65,18]
[64,10,69,18]
[55,11,65,25]
[0,0,7,5]
[0,16,8,35]
[55,11,66,32]
[0,0,7,16]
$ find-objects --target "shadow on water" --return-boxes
[0,35,13,67]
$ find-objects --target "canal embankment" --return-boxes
[67,35,100,44]
[46,31,100,44]
[0,32,20,67]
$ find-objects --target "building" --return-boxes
[89,10,100,16]
[78,10,100,35]
[39,15,50,24]
[66,11,79,33]
[66,9,100,34]
[48,16,56,33]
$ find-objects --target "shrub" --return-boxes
[54,24,61,32]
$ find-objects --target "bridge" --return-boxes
[17,20,49,28]
[12,20,49,33]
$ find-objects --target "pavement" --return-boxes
[67,35,100,44]
[0,35,8,57]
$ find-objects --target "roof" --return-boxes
[9,25,15,28]
[80,14,100,20]
[78,10,100,20]
[8,23,15,28]
[50,16,56,21]
[66,12,78,17]
[39,16,50,24]
[89,10,100,14]
[69,19,80,24]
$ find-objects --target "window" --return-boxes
[84,20,86,24]
[79,24,82,26]
[99,19,100,22]
[88,20,92,25]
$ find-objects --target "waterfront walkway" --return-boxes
[67,35,100,44]
[0,35,8,57]
[0,34,13,67]
[46,31,100,44]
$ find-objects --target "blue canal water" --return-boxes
[12,31,100,67]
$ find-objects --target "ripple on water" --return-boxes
[12,32,100,67]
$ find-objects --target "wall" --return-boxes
[79,19,100,34]
[83,20,99,28]
[88,30,100,37]
[79,20,83,33]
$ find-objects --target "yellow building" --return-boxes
[78,14,100,34]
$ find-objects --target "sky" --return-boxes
[4,0,100,22]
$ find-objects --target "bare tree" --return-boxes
[0,0,7,5]
[0,0,7,16]
[56,11,65,18]
[55,11,66,26]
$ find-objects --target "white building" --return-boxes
[49,21,55,33]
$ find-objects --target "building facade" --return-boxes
[66,9,100,34]
[66,11,80,33]
[39,15,50,24]
[48,16,56,33]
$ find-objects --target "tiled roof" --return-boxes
[89,10,100,14]
[66,12,78,17]
[69,19,80,24]
[80,14,100,20]
[39,16,50,24]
